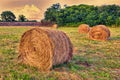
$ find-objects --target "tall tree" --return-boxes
[18,15,27,22]
[1,11,16,22]
[44,3,61,23]
[0,17,1,21]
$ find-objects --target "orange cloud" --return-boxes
[13,5,44,21]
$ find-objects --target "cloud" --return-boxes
[13,5,44,21]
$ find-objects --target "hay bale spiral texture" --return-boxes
[89,25,110,41]
[18,28,73,71]
[78,24,90,33]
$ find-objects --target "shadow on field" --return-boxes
[110,36,120,41]
[53,55,91,73]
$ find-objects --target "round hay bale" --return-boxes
[18,28,73,71]
[89,25,110,41]
[52,24,58,29]
[78,24,90,33]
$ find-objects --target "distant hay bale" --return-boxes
[78,24,90,33]
[52,24,58,29]
[89,25,110,41]
[18,28,73,71]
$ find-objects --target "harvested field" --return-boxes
[0,26,120,80]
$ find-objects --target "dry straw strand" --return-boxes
[18,28,73,71]
[88,25,110,41]
[78,24,90,34]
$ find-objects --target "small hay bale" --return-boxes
[52,24,58,29]
[88,25,110,41]
[18,28,73,71]
[78,24,90,33]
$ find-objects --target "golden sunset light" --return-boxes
[0,0,120,21]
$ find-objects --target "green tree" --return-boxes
[0,17,1,21]
[115,17,120,26]
[44,3,61,23]
[44,4,120,27]
[18,15,27,22]
[1,11,16,22]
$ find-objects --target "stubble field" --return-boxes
[0,26,120,80]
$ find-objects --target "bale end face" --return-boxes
[18,28,73,71]
[89,25,110,41]
[78,24,90,34]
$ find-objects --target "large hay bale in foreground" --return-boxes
[78,24,90,33]
[89,25,110,41]
[18,28,73,71]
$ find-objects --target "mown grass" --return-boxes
[0,26,120,80]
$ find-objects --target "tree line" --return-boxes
[44,4,120,27]
[0,11,37,22]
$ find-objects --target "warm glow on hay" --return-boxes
[89,25,110,41]
[78,24,90,34]
[18,28,73,71]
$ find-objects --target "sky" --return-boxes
[0,0,120,21]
